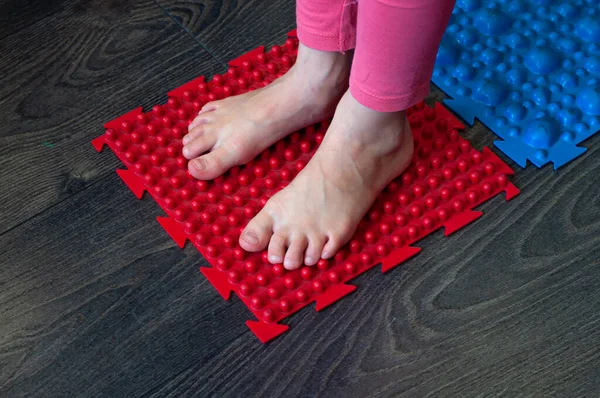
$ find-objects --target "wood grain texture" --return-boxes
[157,0,296,62]
[2,0,600,397]
[0,0,64,41]
[0,175,242,396]
[2,133,599,397]
[0,0,222,234]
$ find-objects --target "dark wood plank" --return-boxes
[157,0,296,63]
[0,0,64,40]
[0,174,251,397]
[0,0,223,234]
[2,131,599,397]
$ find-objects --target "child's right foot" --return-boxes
[182,43,351,180]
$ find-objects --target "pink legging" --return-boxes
[296,0,456,112]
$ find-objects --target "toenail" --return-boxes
[191,158,207,171]
[269,255,282,264]
[242,230,259,245]
[182,146,191,158]
[283,259,296,268]
[305,256,314,265]
[182,135,190,145]
[321,251,332,259]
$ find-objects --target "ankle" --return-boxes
[294,43,351,88]
[341,108,409,155]
[381,114,412,155]
[364,113,411,157]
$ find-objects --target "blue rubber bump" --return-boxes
[433,0,600,169]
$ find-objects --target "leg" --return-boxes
[240,0,456,269]
[350,0,456,112]
[182,0,356,180]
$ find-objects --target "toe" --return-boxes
[304,234,325,266]
[321,222,356,259]
[283,236,308,270]
[267,234,286,264]
[239,208,274,252]
[188,113,212,133]
[183,120,211,145]
[321,235,345,260]
[188,146,240,180]
[182,128,216,159]
[199,100,219,114]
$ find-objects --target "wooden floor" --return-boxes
[1,1,600,397]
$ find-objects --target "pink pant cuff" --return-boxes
[350,79,430,112]
[296,27,346,53]
[296,0,357,53]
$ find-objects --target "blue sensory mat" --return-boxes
[433,0,600,169]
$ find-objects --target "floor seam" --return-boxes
[153,0,229,70]
[0,170,115,238]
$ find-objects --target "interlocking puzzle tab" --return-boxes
[433,0,600,169]
[94,31,519,343]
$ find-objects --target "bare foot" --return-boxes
[238,90,415,270]
[182,43,351,179]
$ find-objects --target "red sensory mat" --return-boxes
[93,31,520,343]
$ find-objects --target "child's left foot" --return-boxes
[239,91,414,270]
